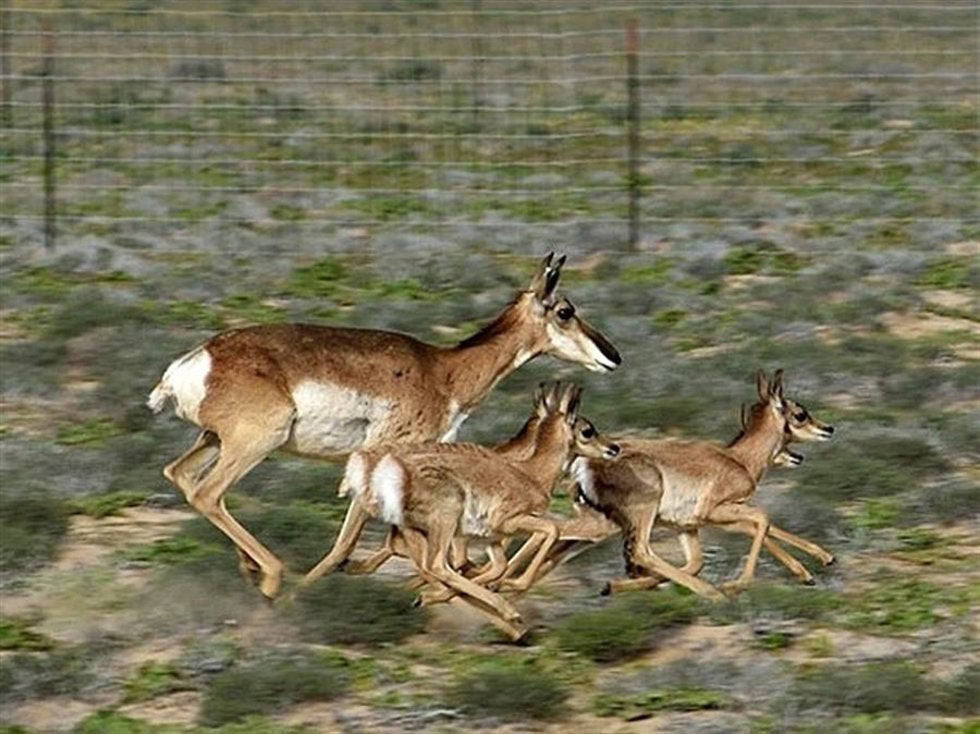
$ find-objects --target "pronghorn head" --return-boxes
[520,253,622,372]
[756,369,835,444]
[773,447,805,467]
[740,403,806,467]
[535,382,621,464]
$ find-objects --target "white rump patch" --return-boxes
[341,452,370,499]
[148,347,211,424]
[570,457,597,504]
[371,455,406,527]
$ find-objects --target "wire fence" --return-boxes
[1,1,977,255]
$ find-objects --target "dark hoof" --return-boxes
[412,595,424,608]
[600,583,612,597]
[825,556,837,567]
[336,558,350,571]
[512,628,532,646]
[803,578,816,586]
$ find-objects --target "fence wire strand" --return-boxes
[1,1,977,251]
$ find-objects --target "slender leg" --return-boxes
[605,504,724,601]
[414,520,523,623]
[400,528,527,642]
[301,496,372,586]
[188,424,292,599]
[421,541,511,605]
[164,430,220,498]
[678,530,704,575]
[716,520,814,584]
[707,504,770,593]
[497,515,560,592]
[767,524,836,566]
[343,527,400,576]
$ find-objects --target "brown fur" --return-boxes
[148,254,621,598]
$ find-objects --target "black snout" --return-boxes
[584,322,622,367]
[824,425,835,437]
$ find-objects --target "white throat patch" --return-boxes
[570,457,597,504]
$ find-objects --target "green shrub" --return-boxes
[180,501,337,571]
[122,661,190,704]
[447,659,569,721]
[70,490,149,518]
[841,578,972,634]
[707,583,836,625]
[55,418,125,446]
[1,642,113,704]
[789,661,937,715]
[73,711,182,734]
[725,241,807,275]
[0,617,55,651]
[552,590,698,663]
[594,687,729,719]
[0,491,71,575]
[916,257,975,289]
[198,651,351,726]
[287,258,348,298]
[942,663,980,716]
[122,536,216,566]
[288,573,426,646]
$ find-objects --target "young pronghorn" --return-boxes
[329,383,621,639]
[299,383,557,586]
[568,370,834,597]
[501,442,807,596]
[146,254,621,598]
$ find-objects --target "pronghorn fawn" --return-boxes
[146,254,621,598]
[571,369,834,598]
[331,383,620,640]
[511,440,807,597]
[300,383,557,586]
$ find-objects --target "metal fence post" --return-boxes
[42,23,57,250]
[626,18,641,251]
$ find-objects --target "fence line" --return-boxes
[1,0,976,255]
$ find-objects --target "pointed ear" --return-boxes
[771,369,785,399]
[529,252,565,306]
[740,403,750,430]
[756,369,770,401]
[534,383,549,418]
[544,381,562,413]
[543,254,566,302]
[528,252,554,298]
[562,384,582,424]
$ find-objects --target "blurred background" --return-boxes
[1,2,977,733]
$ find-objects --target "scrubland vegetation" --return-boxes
[1,1,976,732]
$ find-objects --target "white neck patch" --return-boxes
[570,457,597,504]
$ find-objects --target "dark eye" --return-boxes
[793,410,808,422]
[581,426,595,439]
[557,306,575,320]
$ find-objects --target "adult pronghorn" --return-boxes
[569,370,835,597]
[146,254,621,598]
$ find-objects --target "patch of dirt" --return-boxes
[879,310,980,360]
[8,697,106,733]
[51,507,195,574]
[118,691,203,728]
[945,240,979,257]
